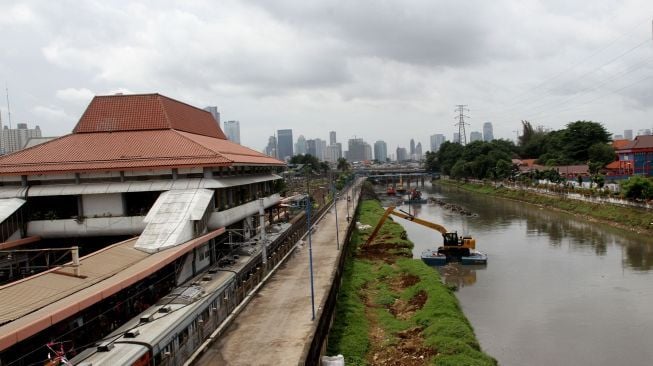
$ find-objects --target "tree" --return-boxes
[290,154,321,171]
[561,121,611,163]
[424,151,439,172]
[620,176,653,200]
[588,143,615,167]
[336,157,350,172]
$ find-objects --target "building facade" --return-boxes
[374,140,387,162]
[223,120,241,144]
[276,129,293,161]
[396,147,408,162]
[329,131,337,145]
[429,134,446,152]
[347,138,371,162]
[1,123,42,154]
[203,106,220,124]
[483,122,494,141]
[295,135,307,155]
[470,131,483,142]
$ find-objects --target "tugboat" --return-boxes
[403,188,427,204]
[386,185,396,196]
[364,206,487,266]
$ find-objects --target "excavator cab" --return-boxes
[442,232,460,246]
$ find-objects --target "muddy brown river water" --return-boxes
[377,183,653,366]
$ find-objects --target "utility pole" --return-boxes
[454,104,470,145]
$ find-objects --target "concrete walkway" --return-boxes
[194,180,362,366]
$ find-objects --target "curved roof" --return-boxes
[0,94,283,175]
[73,93,226,138]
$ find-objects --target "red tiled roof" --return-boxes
[73,93,226,139]
[0,94,283,175]
[611,139,630,150]
[605,161,622,169]
[0,130,282,175]
[621,135,653,150]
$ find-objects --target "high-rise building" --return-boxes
[306,139,317,157]
[470,131,483,142]
[326,142,342,163]
[315,138,327,161]
[1,123,42,154]
[264,135,277,158]
[396,147,408,162]
[624,129,633,140]
[429,134,446,152]
[414,142,423,160]
[203,106,220,124]
[347,138,371,162]
[329,131,337,145]
[410,139,415,156]
[223,120,241,144]
[453,132,460,144]
[374,140,387,162]
[483,122,494,141]
[295,135,307,155]
[276,129,293,161]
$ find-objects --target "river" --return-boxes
[378,182,653,366]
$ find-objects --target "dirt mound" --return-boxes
[369,326,436,366]
[360,243,412,263]
[390,290,428,320]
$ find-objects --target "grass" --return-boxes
[327,187,496,365]
[439,180,653,233]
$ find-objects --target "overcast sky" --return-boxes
[1,1,652,154]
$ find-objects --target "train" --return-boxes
[71,212,311,366]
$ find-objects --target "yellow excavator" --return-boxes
[364,206,486,265]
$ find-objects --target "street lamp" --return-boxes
[305,168,316,321]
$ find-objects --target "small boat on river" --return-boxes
[421,248,447,266]
[461,250,488,265]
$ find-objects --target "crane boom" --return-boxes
[364,206,448,247]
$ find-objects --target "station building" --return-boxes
[0,93,285,364]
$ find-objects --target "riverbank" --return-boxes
[327,184,495,365]
[438,179,653,234]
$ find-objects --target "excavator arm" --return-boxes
[364,206,448,247]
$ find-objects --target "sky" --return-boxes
[0,0,652,154]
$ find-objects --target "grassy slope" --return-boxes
[439,180,653,233]
[327,198,495,365]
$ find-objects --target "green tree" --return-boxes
[620,176,653,200]
[588,143,615,166]
[424,151,439,172]
[561,121,611,163]
[336,157,350,172]
[290,154,321,171]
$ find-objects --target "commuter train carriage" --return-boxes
[72,221,296,366]
[73,269,238,366]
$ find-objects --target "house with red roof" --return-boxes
[611,135,653,176]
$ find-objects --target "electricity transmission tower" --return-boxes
[454,105,470,145]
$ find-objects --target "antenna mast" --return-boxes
[454,104,470,145]
[5,86,12,130]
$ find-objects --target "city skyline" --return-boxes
[0,2,651,153]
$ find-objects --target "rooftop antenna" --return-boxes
[5,85,12,130]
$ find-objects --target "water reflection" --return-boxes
[428,184,653,271]
[436,262,485,288]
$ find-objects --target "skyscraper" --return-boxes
[315,138,327,161]
[410,139,415,156]
[429,134,446,152]
[223,120,241,144]
[203,106,220,124]
[347,138,371,162]
[396,147,408,162]
[374,140,387,162]
[326,143,342,163]
[470,131,483,142]
[1,123,42,154]
[264,135,277,158]
[329,131,337,145]
[453,132,460,144]
[295,135,307,155]
[306,139,317,157]
[276,129,293,161]
[414,142,423,160]
[483,122,494,141]
[624,129,633,140]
